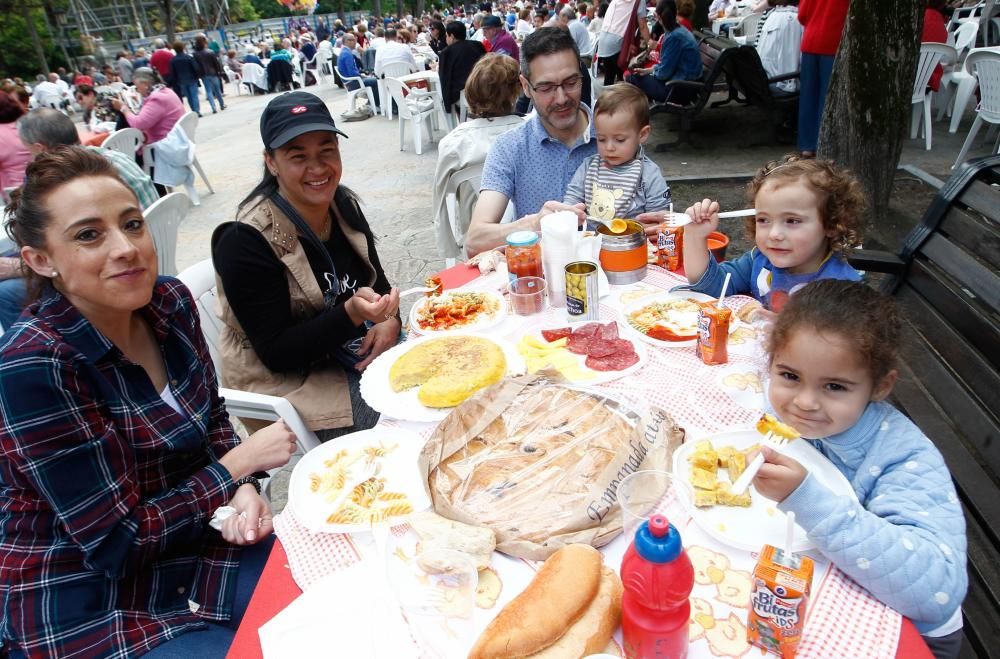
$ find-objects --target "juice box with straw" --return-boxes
[747,544,814,659]
[696,303,731,365]
[656,224,684,272]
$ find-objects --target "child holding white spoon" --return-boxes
[754,279,966,659]
[682,155,864,313]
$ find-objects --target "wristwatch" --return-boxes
[234,474,262,494]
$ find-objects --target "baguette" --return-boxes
[468,544,603,659]
[528,566,623,658]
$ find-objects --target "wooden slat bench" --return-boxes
[848,155,1000,658]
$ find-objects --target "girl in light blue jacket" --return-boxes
[753,279,967,659]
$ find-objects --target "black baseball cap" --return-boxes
[482,15,504,28]
[260,91,348,149]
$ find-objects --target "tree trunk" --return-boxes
[159,0,176,43]
[817,0,923,225]
[338,0,345,22]
[396,0,404,19]
[20,1,50,74]
[416,0,425,18]
[373,0,382,19]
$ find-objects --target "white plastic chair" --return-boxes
[733,12,763,45]
[385,77,441,155]
[331,66,377,113]
[176,259,321,454]
[911,43,956,150]
[142,112,214,206]
[953,50,1000,167]
[224,65,245,96]
[378,61,417,118]
[101,127,144,157]
[143,191,191,276]
[937,20,981,131]
[241,62,268,94]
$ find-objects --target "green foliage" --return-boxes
[250,0,293,18]
[0,6,66,79]
[230,0,262,21]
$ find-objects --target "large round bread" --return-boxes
[468,544,603,659]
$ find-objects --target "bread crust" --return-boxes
[527,566,624,658]
[468,544,603,659]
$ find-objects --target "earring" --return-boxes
[50,271,58,278]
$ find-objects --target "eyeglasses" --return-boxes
[527,74,583,96]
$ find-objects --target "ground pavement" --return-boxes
[173,78,994,510]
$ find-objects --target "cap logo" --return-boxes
[291,105,307,114]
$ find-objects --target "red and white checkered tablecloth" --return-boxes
[273,266,903,659]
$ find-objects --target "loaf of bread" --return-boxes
[468,544,622,659]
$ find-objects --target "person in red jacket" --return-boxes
[923,0,948,91]
[797,0,848,156]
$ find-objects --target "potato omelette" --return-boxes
[389,336,507,408]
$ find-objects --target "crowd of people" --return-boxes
[0,1,975,658]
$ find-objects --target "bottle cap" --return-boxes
[634,514,683,563]
[507,231,540,247]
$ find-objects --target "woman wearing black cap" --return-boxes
[212,91,400,441]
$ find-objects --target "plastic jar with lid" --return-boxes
[506,231,544,283]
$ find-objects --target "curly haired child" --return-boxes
[683,154,865,313]
[754,279,967,659]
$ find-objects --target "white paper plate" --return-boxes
[523,321,649,385]
[620,291,738,349]
[359,332,526,423]
[287,427,431,534]
[408,289,507,336]
[671,429,856,553]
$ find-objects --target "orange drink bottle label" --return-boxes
[656,224,684,271]
[696,304,731,365]
[748,544,814,659]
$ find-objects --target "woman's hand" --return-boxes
[110,98,124,112]
[684,198,721,239]
[355,315,401,371]
[345,287,400,325]
[221,420,297,480]
[221,484,274,545]
[752,446,808,503]
[536,200,587,228]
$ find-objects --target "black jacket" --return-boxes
[194,48,223,77]
[169,53,202,86]
[439,39,486,113]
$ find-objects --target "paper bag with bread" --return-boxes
[420,374,684,560]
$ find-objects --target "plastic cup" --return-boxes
[618,470,692,543]
[387,547,478,658]
[509,276,547,315]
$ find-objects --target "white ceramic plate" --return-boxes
[359,332,526,423]
[523,321,649,385]
[620,291,738,349]
[287,427,431,534]
[671,429,856,553]
[408,289,507,336]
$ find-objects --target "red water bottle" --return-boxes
[620,515,695,659]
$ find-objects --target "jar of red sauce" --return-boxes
[506,231,544,283]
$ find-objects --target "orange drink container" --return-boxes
[696,303,731,364]
[656,224,684,272]
[748,544,814,659]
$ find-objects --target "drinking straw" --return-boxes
[785,511,796,557]
[717,272,732,310]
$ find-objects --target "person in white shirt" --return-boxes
[374,28,418,76]
[755,0,801,93]
[30,75,63,109]
[708,0,733,20]
[469,14,487,41]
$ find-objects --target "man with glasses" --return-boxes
[465,28,595,257]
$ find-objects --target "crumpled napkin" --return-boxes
[258,563,415,658]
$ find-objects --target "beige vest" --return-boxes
[215,196,377,432]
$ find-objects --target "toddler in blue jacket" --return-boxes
[753,279,967,659]
[682,155,863,314]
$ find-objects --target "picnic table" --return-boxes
[228,263,936,659]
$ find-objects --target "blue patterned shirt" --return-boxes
[0,278,242,658]
[480,104,598,219]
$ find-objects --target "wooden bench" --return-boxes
[847,155,1000,658]
[650,32,738,150]
[717,44,799,146]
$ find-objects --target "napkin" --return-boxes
[540,212,579,306]
[576,234,611,298]
[258,563,415,658]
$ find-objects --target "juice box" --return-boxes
[747,544,814,659]
[696,304,731,365]
[656,224,684,271]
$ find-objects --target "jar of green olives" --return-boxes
[565,261,599,321]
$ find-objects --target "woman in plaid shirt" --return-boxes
[0,148,298,658]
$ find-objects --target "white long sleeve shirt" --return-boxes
[755,6,803,92]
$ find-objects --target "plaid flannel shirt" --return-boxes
[0,278,242,658]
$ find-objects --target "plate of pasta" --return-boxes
[621,291,737,348]
[287,427,431,533]
[408,289,507,335]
